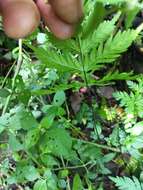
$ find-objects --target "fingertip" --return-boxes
[0,0,40,39]
[49,0,83,24]
[36,0,75,39]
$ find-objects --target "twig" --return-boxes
[78,37,100,140]
[53,161,92,171]
[67,177,71,190]
[1,61,16,89]
[2,39,23,115]
[73,137,121,153]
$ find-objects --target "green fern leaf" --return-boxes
[82,12,121,53]
[127,77,143,93]
[113,77,143,117]
[110,176,143,190]
[31,46,81,72]
[82,1,105,37]
[98,71,134,84]
[85,29,137,71]
[94,29,137,64]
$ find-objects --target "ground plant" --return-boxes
[0,0,143,189]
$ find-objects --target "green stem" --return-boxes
[1,61,16,89]
[53,161,92,171]
[2,39,23,115]
[66,177,71,190]
[26,150,41,168]
[78,37,100,140]
[73,138,121,153]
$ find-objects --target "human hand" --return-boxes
[0,0,83,39]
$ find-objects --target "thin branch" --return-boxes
[2,39,23,115]
[78,37,100,140]
[1,61,16,89]
[53,161,92,171]
[73,137,121,153]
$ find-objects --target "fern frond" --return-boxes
[113,90,143,117]
[110,176,143,190]
[94,29,137,64]
[127,80,139,92]
[113,91,132,106]
[82,12,121,53]
[31,46,81,72]
[127,77,143,93]
[98,71,134,84]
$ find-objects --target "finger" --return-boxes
[0,1,2,14]
[49,0,83,24]
[1,0,40,39]
[36,0,75,40]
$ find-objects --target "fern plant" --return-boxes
[110,176,143,190]
[113,77,143,158]
[113,77,143,119]
[1,0,143,189]
[27,11,143,96]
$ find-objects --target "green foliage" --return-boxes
[33,179,47,190]
[97,0,125,4]
[112,77,143,159]
[113,77,143,117]
[30,13,139,83]
[30,46,81,73]
[82,12,121,53]
[93,29,137,64]
[39,127,73,159]
[110,176,143,190]
[72,174,83,190]
[0,0,143,189]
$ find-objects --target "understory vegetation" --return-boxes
[1,0,143,189]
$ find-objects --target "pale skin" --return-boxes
[0,0,83,39]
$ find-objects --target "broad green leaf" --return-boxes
[0,88,10,98]
[44,169,58,190]
[23,165,40,181]
[53,91,66,106]
[40,116,54,129]
[9,114,22,131]
[40,127,72,159]
[0,114,9,133]
[9,109,38,131]
[72,174,83,190]
[34,179,47,190]
[8,134,23,151]
[40,154,59,167]
[24,129,40,149]
[20,111,38,130]
[102,153,116,163]
[18,89,31,105]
